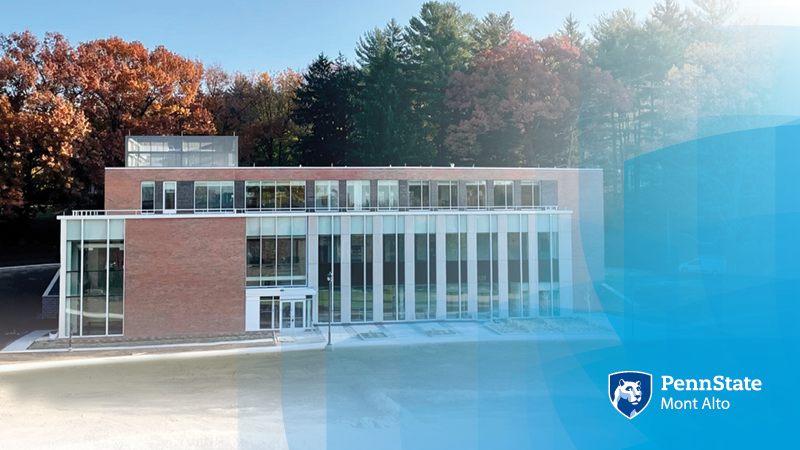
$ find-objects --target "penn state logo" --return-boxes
[609,371,652,419]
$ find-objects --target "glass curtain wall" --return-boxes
[195,181,234,212]
[476,215,499,319]
[414,215,436,319]
[382,215,405,320]
[315,181,339,211]
[350,216,374,322]
[445,215,469,318]
[437,181,458,209]
[409,181,430,209]
[141,182,155,212]
[65,219,125,337]
[318,216,341,322]
[378,181,399,210]
[466,181,486,209]
[245,217,307,287]
[245,181,305,211]
[538,214,560,316]
[346,181,371,211]
[521,181,541,208]
[508,215,530,317]
[494,181,513,209]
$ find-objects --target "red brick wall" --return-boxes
[123,217,245,338]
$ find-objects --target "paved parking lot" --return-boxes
[0,264,58,349]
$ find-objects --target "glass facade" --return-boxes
[438,181,458,209]
[445,215,469,319]
[538,214,560,316]
[377,181,399,210]
[346,181,371,211]
[414,216,436,319]
[246,181,305,211]
[521,181,541,207]
[409,181,430,209]
[65,219,125,337]
[246,217,307,287]
[350,217,374,321]
[315,181,339,211]
[195,181,234,212]
[466,181,486,209]
[494,181,513,209]
[382,216,405,320]
[318,216,341,323]
[141,182,155,212]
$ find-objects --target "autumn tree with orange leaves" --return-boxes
[0,32,214,217]
[0,32,88,216]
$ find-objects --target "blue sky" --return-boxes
[0,0,795,74]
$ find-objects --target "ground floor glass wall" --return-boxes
[65,219,125,337]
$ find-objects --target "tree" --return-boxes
[689,0,740,27]
[471,12,515,53]
[294,54,359,166]
[0,31,89,217]
[446,32,629,167]
[73,37,215,190]
[559,14,586,49]
[405,2,477,164]
[353,20,421,165]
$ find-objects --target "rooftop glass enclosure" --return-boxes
[125,136,238,168]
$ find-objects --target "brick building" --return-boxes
[57,136,604,339]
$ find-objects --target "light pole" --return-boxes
[327,271,333,347]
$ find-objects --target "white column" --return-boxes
[58,219,67,338]
[558,214,574,316]
[373,215,383,321]
[308,216,319,324]
[436,215,447,319]
[498,214,509,318]
[405,215,415,321]
[467,215,478,318]
[528,213,538,317]
[341,217,352,323]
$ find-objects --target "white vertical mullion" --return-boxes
[58,220,67,338]
[79,219,83,337]
[105,219,110,336]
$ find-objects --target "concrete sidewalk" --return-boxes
[0,318,619,373]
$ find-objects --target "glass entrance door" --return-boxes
[280,300,305,330]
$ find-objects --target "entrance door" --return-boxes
[280,300,305,330]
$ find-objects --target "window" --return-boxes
[377,181,399,210]
[437,181,458,209]
[445,215,469,319]
[350,216,374,322]
[246,217,307,287]
[521,181,541,208]
[414,215,436,320]
[493,181,513,209]
[195,181,234,212]
[315,181,339,211]
[346,181,371,211]
[409,181,430,209]
[141,182,155,212]
[65,219,125,337]
[466,181,486,208]
[382,216,405,321]
[245,181,305,211]
[259,296,278,329]
[163,182,176,213]
[538,215,560,316]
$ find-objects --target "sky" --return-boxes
[0,0,797,74]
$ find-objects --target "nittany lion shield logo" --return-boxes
[609,371,652,419]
